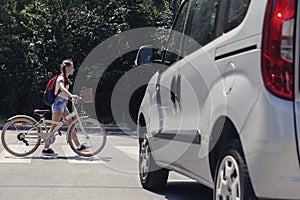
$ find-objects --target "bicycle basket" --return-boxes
[80,87,93,103]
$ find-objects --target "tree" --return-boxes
[0,0,178,122]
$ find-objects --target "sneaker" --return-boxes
[42,148,58,158]
[77,144,89,152]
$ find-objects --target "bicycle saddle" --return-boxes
[34,109,51,116]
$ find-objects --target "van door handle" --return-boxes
[176,74,181,104]
[170,74,181,105]
[171,75,176,103]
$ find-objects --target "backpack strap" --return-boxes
[55,74,67,96]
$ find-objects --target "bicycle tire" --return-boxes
[1,116,41,157]
[68,118,106,157]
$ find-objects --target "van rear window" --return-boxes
[224,0,251,33]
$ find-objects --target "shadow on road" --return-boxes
[23,155,113,162]
[156,181,213,200]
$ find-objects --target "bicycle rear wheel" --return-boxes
[1,116,41,157]
[68,118,106,157]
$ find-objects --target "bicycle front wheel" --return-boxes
[68,118,106,157]
[1,116,41,157]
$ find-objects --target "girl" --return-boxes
[42,59,86,157]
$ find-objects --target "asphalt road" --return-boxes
[0,132,212,200]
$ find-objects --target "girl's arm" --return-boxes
[59,82,78,99]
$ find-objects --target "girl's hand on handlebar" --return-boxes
[70,94,79,100]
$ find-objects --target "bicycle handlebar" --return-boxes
[71,96,82,105]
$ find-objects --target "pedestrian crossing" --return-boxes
[61,145,105,164]
[114,146,139,161]
[0,145,139,164]
[0,149,32,164]
[0,144,194,182]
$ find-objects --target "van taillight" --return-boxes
[261,0,295,100]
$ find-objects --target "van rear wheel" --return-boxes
[214,139,257,200]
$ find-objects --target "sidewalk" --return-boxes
[0,123,137,137]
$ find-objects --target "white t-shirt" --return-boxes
[55,74,69,100]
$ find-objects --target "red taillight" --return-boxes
[262,0,295,100]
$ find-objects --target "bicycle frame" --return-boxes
[25,99,87,144]
[1,95,106,158]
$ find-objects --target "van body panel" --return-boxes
[137,0,300,198]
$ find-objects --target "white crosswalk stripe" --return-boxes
[0,145,138,164]
[0,149,31,163]
[113,146,194,182]
[0,146,106,164]
[114,146,139,161]
[61,145,105,164]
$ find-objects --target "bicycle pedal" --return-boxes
[58,130,62,136]
[82,149,91,153]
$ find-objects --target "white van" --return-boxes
[136,0,300,199]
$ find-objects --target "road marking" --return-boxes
[115,146,139,161]
[61,145,105,164]
[0,149,31,163]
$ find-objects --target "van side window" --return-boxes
[182,0,219,55]
[224,0,251,33]
[164,1,189,66]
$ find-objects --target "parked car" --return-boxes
[137,0,300,199]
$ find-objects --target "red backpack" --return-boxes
[43,75,66,106]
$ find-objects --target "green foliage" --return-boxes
[0,0,178,122]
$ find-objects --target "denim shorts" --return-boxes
[52,96,69,113]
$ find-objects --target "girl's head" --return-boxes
[60,59,74,85]
[60,59,74,76]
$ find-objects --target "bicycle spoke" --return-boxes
[68,118,106,157]
[1,117,41,157]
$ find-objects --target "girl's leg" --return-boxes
[44,112,62,149]
[62,112,80,147]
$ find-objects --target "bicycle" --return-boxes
[1,97,106,157]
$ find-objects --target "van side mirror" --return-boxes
[134,45,154,66]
